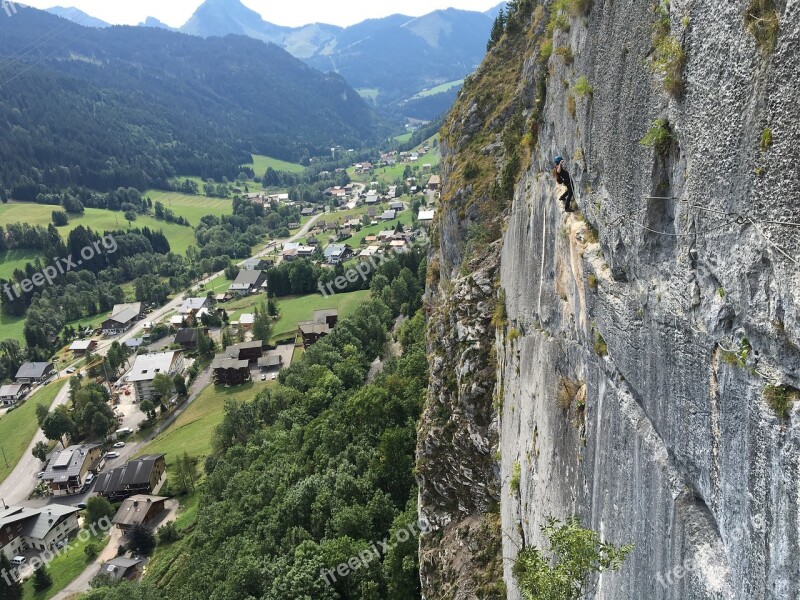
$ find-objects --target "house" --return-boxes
[380,210,397,221]
[288,222,301,229]
[359,245,382,260]
[377,230,397,242]
[0,384,27,406]
[239,313,255,331]
[388,186,398,198]
[300,207,315,217]
[229,270,267,295]
[102,303,143,336]
[1,504,80,560]
[367,207,377,218]
[422,163,432,173]
[389,201,405,211]
[364,235,378,244]
[14,362,54,384]
[390,239,409,252]
[99,557,144,583]
[298,309,339,349]
[124,338,146,350]
[306,236,320,246]
[211,356,250,386]
[69,339,97,357]
[178,297,207,319]
[418,209,435,224]
[281,245,315,261]
[112,495,168,531]
[365,194,379,205]
[219,340,263,363]
[174,329,199,350]
[242,257,270,271]
[324,244,352,265]
[127,351,184,402]
[169,315,186,329]
[337,226,353,241]
[95,455,167,502]
[427,174,441,191]
[41,444,103,496]
[214,293,229,304]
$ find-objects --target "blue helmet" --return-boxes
[554,156,563,165]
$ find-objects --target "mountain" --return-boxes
[45,5,109,27]
[179,0,494,107]
[0,7,379,195]
[484,1,509,19]
[139,16,175,30]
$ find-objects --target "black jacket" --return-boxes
[555,165,573,190]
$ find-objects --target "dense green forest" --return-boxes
[0,8,382,195]
[83,257,428,600]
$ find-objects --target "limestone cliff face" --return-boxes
[419,0,800,598]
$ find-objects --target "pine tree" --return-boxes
[0,553,23,599]
[32,566,52,592]
[487,9,507,51]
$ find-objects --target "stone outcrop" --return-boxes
[419,0,800,598]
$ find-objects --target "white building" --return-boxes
[0,384,27,406]
[1,504,80,559]
[127,351,184,402]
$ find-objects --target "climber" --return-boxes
[552,156,575,213]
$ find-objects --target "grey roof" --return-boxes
[41,444,100,483]
[107,302,142,326]
[125,338,145,348]
[324,244,347,260]
[224,340,263,357]
[94,455,165,496]
[212,357,249,370]
[174,329,199,345]
[112,495,167,528]
[232,270,264,286]
[102,557,143,581]
[299,322,330,335]
[179,297,207,314]
[0,384,26,396]
[15,362,53,379]
[258,355,282,368]
[313,309,338,322]
[0,505,79,541]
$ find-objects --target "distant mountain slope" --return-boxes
[0,8,379,195]
[45,5,109,27]
[180,0,494,105]
[139,16,175,30]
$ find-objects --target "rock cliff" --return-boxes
[418,0,800,598]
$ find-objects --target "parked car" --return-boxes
[54,539,68,549]
[271,374,277,380]
[11,556,26,566]
[260,374,266,381]
[105,451,120,459]
[66,367,76,374]
[113,442,126,449]
[76,502,87,509]
[36,471,45,479]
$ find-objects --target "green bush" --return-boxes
[594,332,608,357]
[511,461,521,494]
[760,128,773,151]
[555,46,574,65]
[651,35,685,96]
[539,39,554,64]
[744,0,780,53]
[764,385,799,420]
[573,76,593,97]
[640,118,674,153]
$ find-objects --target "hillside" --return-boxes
[420,0,800,598]
[0,7,379,194]
[180,0,498,108]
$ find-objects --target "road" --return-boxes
[0,215,321,506]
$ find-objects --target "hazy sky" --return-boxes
[21,0,501,28]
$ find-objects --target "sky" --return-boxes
[22,0,501,28]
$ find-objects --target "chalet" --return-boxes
[169,315,186,329]
[0,384,27,406]
[221,340,263,363]
[418,209,435,224]
[239,313,255,331]
[380,210,397,221]
[112,495,168,531]
[367,207,377,218]
[359,245,382,260]
[388,186,398,198]
[94,455,167,502]
[215,293,229,304]
[364,235,378,244]
[174,329,199,350]
[307,236,320,246]
[288,222,301,229]
[242,257,273,271]
[229,270,267,295]
[211,356,250,386]
[422,163,432,173]
[99,557,144,583]
[14,362,53,385]
[41,444,103,496]
[365,193,379,205]
[389,201,405,211]
[324,244,352,264]
[427,174,441,191]
[128,351,184,402]
[125,338,145,350]
[337,226,353,240]
[179,297,207,318]
[301,207,315,217]
[298,309,339,349]
[378,230,397,242]
[102,303,143,336]
[282,244,315,261]
[1,505,80,560]
[390,239,409,252]
[69,339,97,357]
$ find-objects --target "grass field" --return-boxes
[1,312,26,344]
[143,190,231,225]
[0,382,64,482]
[247,154,305,175]
[393,132,413,143]
[0,202,199,263]
[0,249,41,280]
[137,379,273,476]
[409,78,464,99]
[352,212,413,246]
[272,289,371,340]
[21,530,109,600]
[356,88,380,101]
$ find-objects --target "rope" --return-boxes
[747,217,799,265]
